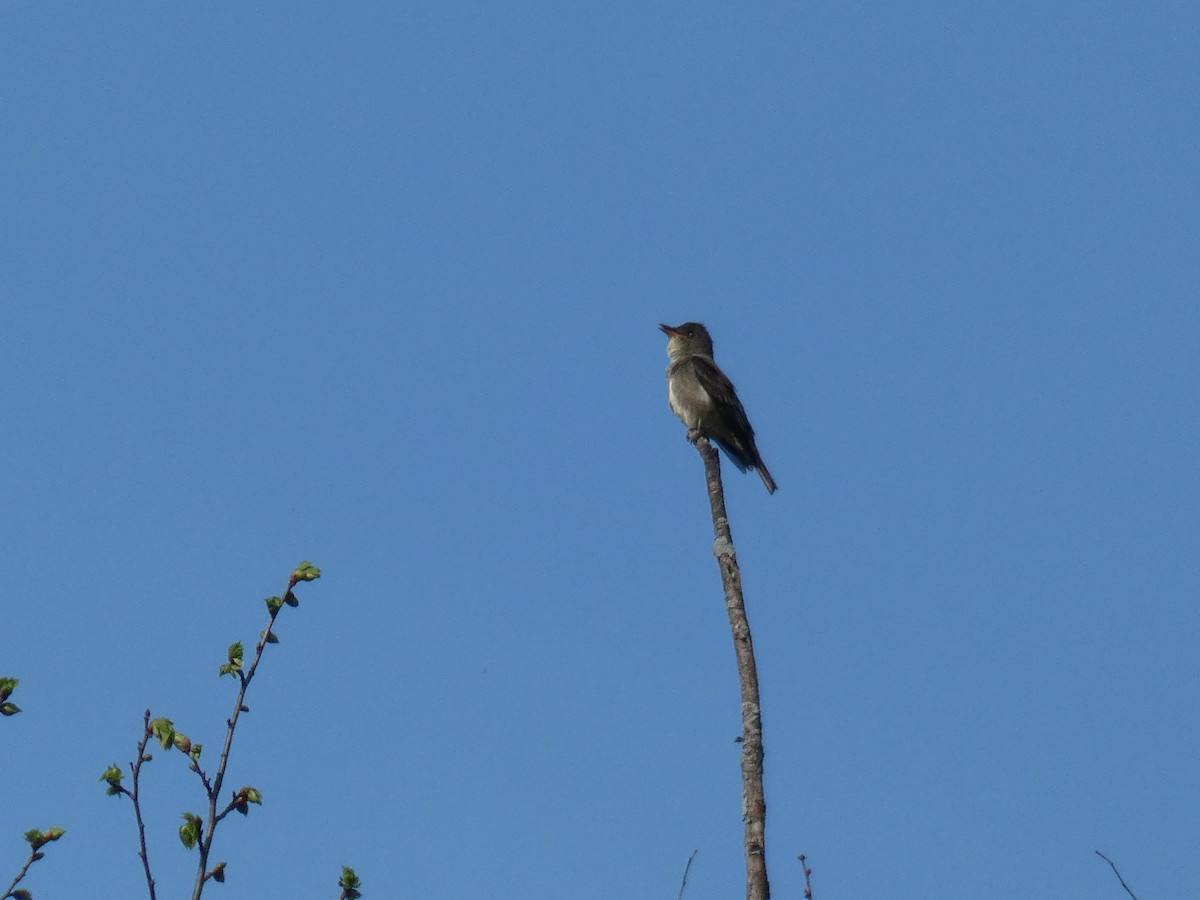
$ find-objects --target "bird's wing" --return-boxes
[688,355,758,471]
[690,356,754,437]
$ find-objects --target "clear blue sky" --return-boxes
[3,3,1197,898]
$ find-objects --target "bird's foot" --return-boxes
[685,428,703,444]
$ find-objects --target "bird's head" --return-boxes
[659,322,715,359]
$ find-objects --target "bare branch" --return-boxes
[129,710,159,900]
[2,846,40,899]
[798,853,813,899]
[695,438,770,900]
[675,849,698,900]
[1095,850,1139,900]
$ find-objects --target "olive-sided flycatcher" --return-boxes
[660,322,777,494]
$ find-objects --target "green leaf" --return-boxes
[1,701,22,716]
[292,561,321,582]
[220,639,245,677]
[265,595,283,613]
[265,630,279,643]
[179,812,202,850]
[232,785,264,816]
[0,676,18,701]
[150,717,176,750]
[189,742,203,761]
[339,865,362,898]
[224,641,244,675]
[100,763,124,782]
[22,826,63,851]
[100,764,125,793]
[211,861,227,883]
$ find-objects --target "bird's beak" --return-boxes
[659,323,681,337]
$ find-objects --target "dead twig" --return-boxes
[675,849,698,900]
[1095,850,1139,900]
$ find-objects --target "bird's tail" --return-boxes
[756,463,777,494]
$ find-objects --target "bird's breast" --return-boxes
[666,360,711,428]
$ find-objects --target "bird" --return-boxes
[659,322,777,494]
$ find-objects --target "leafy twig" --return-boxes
[2,683,65,900]
[101,561,322,899]
[2,826,65,900]
[188,561,320,900]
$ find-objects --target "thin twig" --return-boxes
[2,848,38,900]
[129,710,158,900]
[1095,850,1139,900]
[798,853,813,899]
[187,747,214,797]
[675,849,698,900]
[696,438,770,900]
